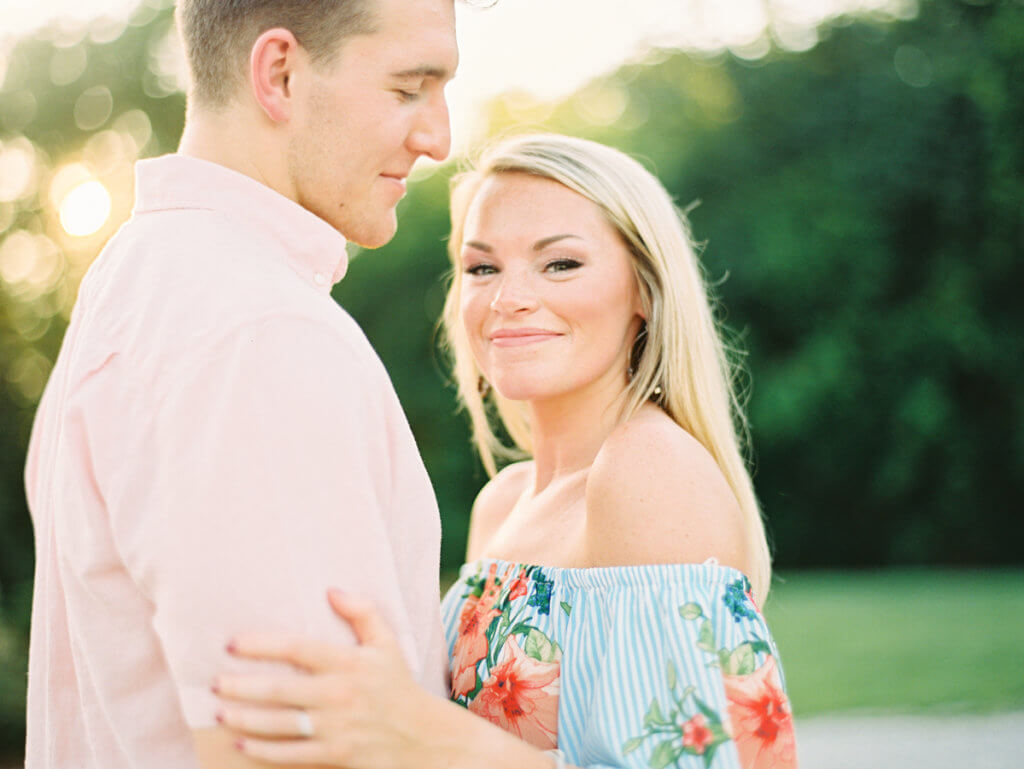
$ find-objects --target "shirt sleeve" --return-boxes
[83,312,409,727]
[575,576,798,769]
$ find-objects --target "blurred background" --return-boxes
[1,0,1022,764]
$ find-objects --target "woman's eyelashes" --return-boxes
[545,257,583,273]
[463,257,584,277]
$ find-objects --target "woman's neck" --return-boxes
[526,368,631,494]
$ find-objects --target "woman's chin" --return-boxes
[492,381,567,403]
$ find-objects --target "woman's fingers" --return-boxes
[218,705,316,739]
[213,672,325,708]
[227,632,352,673]
[234,736,326,766]
[327,589,401,654]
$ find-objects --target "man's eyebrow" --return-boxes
[390,65,452,80]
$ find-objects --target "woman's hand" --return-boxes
[213,589,437,769]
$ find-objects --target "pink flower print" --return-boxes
[723,655,798,768]
[468,635,560,749]
[451,564,503,699]
[682,713,714,755]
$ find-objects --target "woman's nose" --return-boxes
[489,273,539,315]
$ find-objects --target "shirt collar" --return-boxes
[133,154,349,291]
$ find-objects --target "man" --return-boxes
[23,0,458,766]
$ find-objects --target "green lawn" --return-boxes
[764,569,1024,716]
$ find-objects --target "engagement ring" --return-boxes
[295,710,315,738]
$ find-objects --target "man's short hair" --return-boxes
[176,0,378,108]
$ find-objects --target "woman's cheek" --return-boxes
[461,292,490,368]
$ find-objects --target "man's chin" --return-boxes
[340,212,399,249]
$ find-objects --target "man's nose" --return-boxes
[408,90,452,162]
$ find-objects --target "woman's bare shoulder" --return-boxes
[584,407,749,571]
[465,461,533,561]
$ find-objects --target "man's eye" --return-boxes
[546,259,582,273]
[397,89,421,102]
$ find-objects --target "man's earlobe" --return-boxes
[250,28,299,123]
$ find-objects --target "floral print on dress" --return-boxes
[722,577,759,622]
[623,600,797,768]
[621,658,732,768]
[449,562,565,750]
[723,656,797,769]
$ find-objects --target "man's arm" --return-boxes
[93,314,403,768]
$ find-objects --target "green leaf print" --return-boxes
[621,736,644,756]
[694,696,718,722]
[679,602,703,620]
[560,601,572,617]
[749,638,772,655]
[725,642,757,676]
[649,739,683,769]
[643,699,668,729]
[523,627,561,663]
[696,619,716,653]
[624,662,731,767]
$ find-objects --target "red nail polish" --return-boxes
[234,739,245,752]
[215,711,224,725]
[211,681,220,695]
[226,640,237,654]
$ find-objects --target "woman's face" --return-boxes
[459,172,644,404]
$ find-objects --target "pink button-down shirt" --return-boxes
[24,154,447,769]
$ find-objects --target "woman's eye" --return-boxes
[465,263,497,276]
[546,258,582,273]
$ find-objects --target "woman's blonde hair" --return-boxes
[441,133,771,602]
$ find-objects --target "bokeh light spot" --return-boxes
[60,181,112,237]
[112,109,153,155]
[0,230,37,284]
[0,230,63,292]
[1,90,38,133]
[0,138,37,202]
[74,85,114,131]
[9,348,53,404]
[894,44,933,87]
[49,45,88,87]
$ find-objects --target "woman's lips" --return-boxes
[489,329,562,347]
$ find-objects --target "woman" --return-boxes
[213,134,798,768]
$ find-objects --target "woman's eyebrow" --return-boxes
[533,234,583,251]
[463,234,584,254]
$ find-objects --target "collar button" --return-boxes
[313,272,327,287]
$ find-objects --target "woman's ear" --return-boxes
[249,28,303,123]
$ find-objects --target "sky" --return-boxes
[0,0,917,152]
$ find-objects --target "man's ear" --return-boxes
[249,28,303,123]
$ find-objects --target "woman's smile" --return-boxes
[488,328,564,347]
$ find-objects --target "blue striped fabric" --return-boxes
[440,558,797,769]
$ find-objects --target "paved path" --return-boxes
[3,711,1022,768]
[796,710,1024,769]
